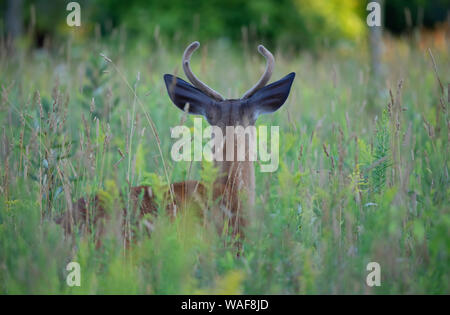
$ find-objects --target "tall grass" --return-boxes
[0,34,448,294]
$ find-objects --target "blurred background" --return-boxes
[0,0,449,50]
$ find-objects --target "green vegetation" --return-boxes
[3,0,448,49]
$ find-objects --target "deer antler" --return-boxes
[183,41,225,101]
[242,45,274,99]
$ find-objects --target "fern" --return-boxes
[371,109,391,193]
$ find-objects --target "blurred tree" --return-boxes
[367,0,385,111]
[1,0,448,49]
[93,0,366,49]
[384,0,449,34]
[5,0,23,39]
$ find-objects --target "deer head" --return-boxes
[164,41,295,131]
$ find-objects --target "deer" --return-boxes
[56,41,295,249]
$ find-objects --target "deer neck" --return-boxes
[214,130,255,208]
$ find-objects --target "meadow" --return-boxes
[0,33,448,294]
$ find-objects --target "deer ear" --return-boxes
[163,74,215,116]
[247,72,295,117]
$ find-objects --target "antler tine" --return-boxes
[182,41,225,101]
[242,45,274,99]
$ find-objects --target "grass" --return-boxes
[0,34,448,294]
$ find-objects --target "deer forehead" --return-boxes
[212,99,254,127]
